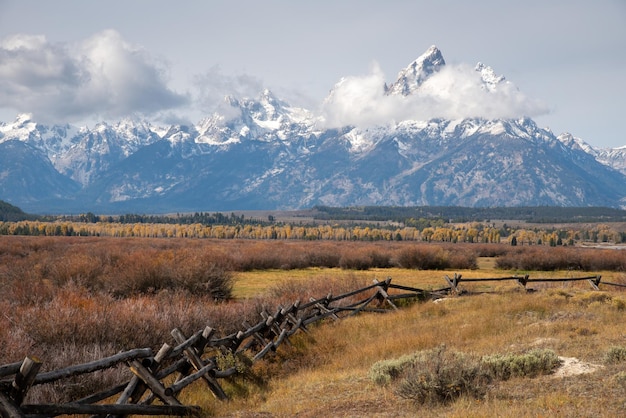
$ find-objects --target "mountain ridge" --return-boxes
[1,46,625,214]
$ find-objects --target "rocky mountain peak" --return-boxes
[386,45,446,96]
[475,62,506,91]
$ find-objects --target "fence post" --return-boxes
[10,356,42,406]
[444,273,462,294]
[516,274,529,289]
[115,342,173,414]
[170,328,227,400]
[128,360,182,406]
[588,275,602,290]
[373,278,398,310]
[0,391,24,418]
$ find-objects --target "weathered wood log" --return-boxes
[128,360,181,406]
[114,343,173,414]
[213,367,237,378]
[298,295,333,311]
[453,276,527,282]
[241,319,269,339]
[336,306,389,313]
[199,327,215,349]
[0,391,24,418]
[523,275,602,283]
[286,318,304,336]
[342,295,377,309]
[601,280,626,288]
[167,330,203,359]
[273,329,289,349]
[327,282,381,303]
[10,357,42,405]
[444,274,462,294]
[287,312,307,333]
[33,348,152,385]
[19,403,201,417]
[267,315,284,339]
[373,279,398,311]
[388,283,427,293]
[277,303,302,331]
[0,362,22,379]
[310,297,339,321]
[347,292,379,317]
[167,361,216,395]
[205,332,238,349]
[153,358,189,382]
[170,329,227,401]
[241,321,271,349]
[253,340,275,362]
[301,308,342,326]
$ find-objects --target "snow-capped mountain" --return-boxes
[594,146,626,176]
[0,115,161,185]
[1,46,625,214]
[386,45,446,95]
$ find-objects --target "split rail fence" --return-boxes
[1,273,623,417]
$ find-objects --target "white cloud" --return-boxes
[0,30,188,123]
[320,62,550,129]
[193,66,264,108]
[191,66,266,122]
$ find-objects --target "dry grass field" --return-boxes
[1,235,625,416]
[202,272,626,417]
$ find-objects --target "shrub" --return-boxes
[371,347,562,406]
[394,345,490,404]
[481,349,561,380]
[396,246,450,270]
[369,352,421,385]
[395,245,477,270]
[614,371,626,387]
[495,246,626,272]
[604,346,626,364]
[339,248,374,270]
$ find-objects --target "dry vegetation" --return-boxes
[1,235,626,415]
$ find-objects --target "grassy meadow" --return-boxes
[1,235,625,416]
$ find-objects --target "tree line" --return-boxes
[2,219,625,245]
[313,205,626,223]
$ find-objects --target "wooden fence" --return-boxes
[0,273,622,417]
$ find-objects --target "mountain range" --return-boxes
[1,46,625,214]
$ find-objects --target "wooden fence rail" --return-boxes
[0,273,621,417]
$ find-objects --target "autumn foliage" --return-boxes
[1,235,625,404]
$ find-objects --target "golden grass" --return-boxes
[2,236,625,413]
[233,265,625,299]
[232,267,451,299]
[200,271,626,417]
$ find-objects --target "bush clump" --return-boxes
[481,349,562,380]
[371,345,490,404]
[395,246,476,270]
[369,352,422,385]
[604,346,626,364]
[395,346,490,404]
[370,347,562,405]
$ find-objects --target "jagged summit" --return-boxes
[14,113,34,124]
[475,62,506,91]
[386,45,446,96]
[1,46,626,213]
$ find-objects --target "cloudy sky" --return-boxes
[0,0,624,148]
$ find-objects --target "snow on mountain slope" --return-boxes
[386,45,446,96]
[595,145,626,176]
[195,89,317,147]
[0,46,625,213]
[1,114,162,185]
